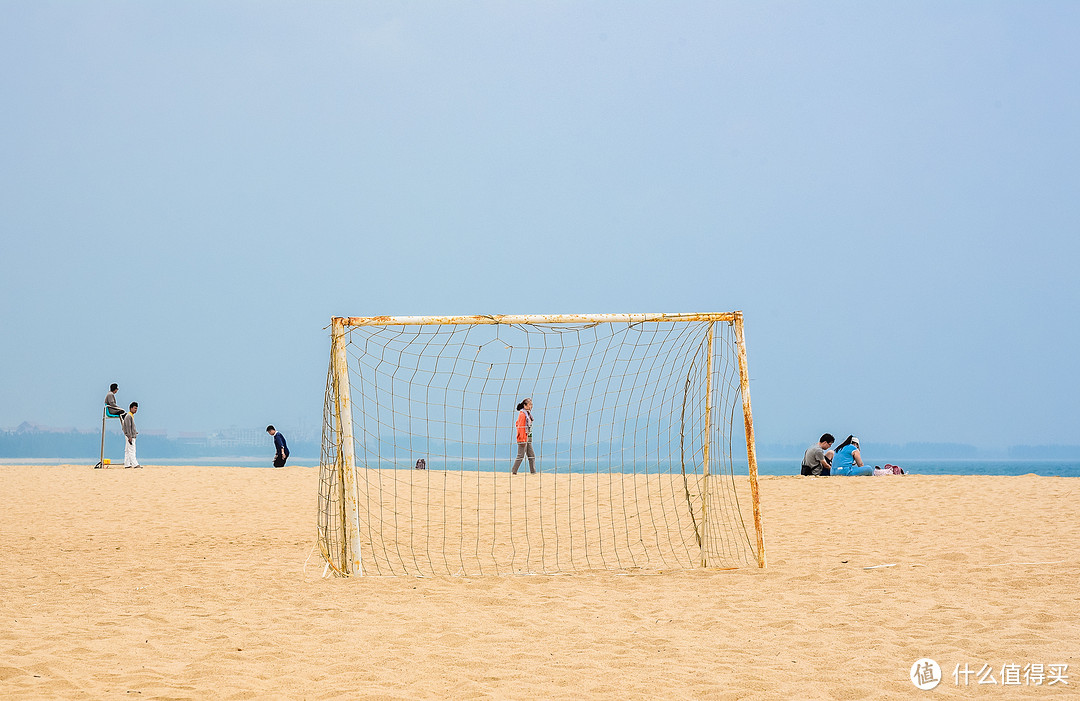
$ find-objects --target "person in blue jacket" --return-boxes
[832,435,873,476]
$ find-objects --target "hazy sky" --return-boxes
[2,2,1078,449]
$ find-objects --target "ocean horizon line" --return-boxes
[4,456,1079,477]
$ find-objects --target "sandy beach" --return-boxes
[1,465,1076,699]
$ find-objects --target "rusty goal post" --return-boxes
[318,312,765,576]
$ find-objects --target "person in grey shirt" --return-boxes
[105,383,126,420]
[122,402,141,468]
[801,433,835,476]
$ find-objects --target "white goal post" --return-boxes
[318,312,765,576]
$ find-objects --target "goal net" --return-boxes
[318,313,765,576]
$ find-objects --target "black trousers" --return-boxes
[273,455,288,467]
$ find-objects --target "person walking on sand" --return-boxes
[122,402,141,468]
[511,398,536,474]
[267,425,289,467]
[105,383,126,420]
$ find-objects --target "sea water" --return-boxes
[7,456,1080,477]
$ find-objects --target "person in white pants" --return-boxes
[122,402,141,468]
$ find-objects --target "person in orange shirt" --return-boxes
[511,397,536,474]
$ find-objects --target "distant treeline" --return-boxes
[1004,444,1080,459]
[0,430,321,459]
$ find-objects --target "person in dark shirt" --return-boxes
[266,425,289,467]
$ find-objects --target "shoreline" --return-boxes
[2,457,1080,478]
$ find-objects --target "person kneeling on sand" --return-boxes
[831,435,874,476]
[801,433,834,476]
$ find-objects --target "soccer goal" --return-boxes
[318,313,765,577]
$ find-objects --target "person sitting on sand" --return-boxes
[831,435,873,476]
[801,433,835,476]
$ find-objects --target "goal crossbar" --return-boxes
[336,312,739,327]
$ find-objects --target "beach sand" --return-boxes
[1,465,1076,699]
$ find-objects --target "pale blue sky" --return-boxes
[2,1,1078,449]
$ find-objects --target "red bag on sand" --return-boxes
[873,464,906,475]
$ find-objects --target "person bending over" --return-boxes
[267,425,289,467]
[832,435,873,476]
[801,433,835,476]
